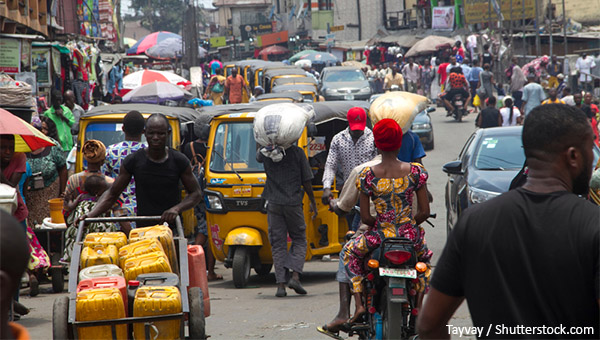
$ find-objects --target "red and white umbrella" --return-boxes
[122,70,188,90]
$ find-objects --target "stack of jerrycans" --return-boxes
[76,232,129,339]
[121,225,175,282]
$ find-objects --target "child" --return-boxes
[62,175,129,263]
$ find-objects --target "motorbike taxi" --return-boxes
[198,101,370,288]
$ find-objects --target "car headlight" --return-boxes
[205,194,224,210]
[360,86,371,93]
[325,88,337,95]
[411,123,431,130]
[468,187,500,204]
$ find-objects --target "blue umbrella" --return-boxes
[145,37,183,59]
[126,31,181,55]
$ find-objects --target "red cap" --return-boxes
[347,107,367,131]
[128,280,140,287]
[373,119,403,152]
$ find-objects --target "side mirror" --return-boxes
[307,122,317,138]
[442,160,463,175]
[199,123,211,141]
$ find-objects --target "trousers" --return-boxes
[267,203,307,283]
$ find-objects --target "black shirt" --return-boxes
[258,146,313,206]
[432,188,599,338]
[478,107,501,128]
[123,148,190,218]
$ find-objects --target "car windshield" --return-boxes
[85,122,148,147]
[210,122,264,173]
[324,70,366,82]
[474,134,525,170]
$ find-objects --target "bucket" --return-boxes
[48,198,65,224]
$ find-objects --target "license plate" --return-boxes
[344,94,355,100]
[379,267,417,279]
[455,100,463,106]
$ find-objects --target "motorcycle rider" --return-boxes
[440,67,471,117]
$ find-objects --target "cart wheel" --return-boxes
[53,296,73,340]
[51,267,64,293]
[254,263,272,276]
[232,247,251,288]
[188,287,206,340]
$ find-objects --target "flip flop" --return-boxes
[317,326,344,340]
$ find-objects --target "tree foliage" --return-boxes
[126,0,185,33]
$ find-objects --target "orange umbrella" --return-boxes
[0,109,55,152]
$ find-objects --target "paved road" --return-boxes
[17,97,479,340]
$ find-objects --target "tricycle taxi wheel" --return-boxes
[232,247,251,288]
[254,263,272,276]
[188,287,206,340]
[53,296,73,339]
[51,267,64,293]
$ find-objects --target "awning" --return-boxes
[333,39,370,51]
[377,34,420,47]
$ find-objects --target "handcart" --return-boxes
[52,216,206,340]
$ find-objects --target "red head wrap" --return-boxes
[373,118,403,152]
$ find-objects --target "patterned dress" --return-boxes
[342,163,432,293]
[102,141,146,216]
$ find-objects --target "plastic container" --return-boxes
[136,272,179,288]
[187,245,210,317]
[0,184,17,214]
[80,244,119,269]
[127,280,140,318]
[77,276,127,315]
[118,238,165,269]
[48,198,65,224]
[83,232,127,250]
[123,251,172,282]
[129,225,177,270]
[78,264,124,282]
[76,287,127,339]
[133,286,182,340]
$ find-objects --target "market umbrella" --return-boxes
[404,35,456,58]
[123,81,193,104]
[123,69,188,90]
[289,49,318,63]
[342,60,369,70]
[258,45,290,57]
[299,51,339,64]
[0,109,55,152]
[146,37,183,59]
[123,37,137,48]
[126,31,182,55]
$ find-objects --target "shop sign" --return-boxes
[256,31,288,48]
[431,6,455,31]
[464,0,534,24]
[330,25,344,32]
[325,33,335,48]
[210,36,227,48]
[240,23,274,40]
[0,39,21,73]
[31,48,51,86]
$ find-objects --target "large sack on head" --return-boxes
[369,92,430,134]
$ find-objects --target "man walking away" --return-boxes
[467,60,483,114]
[224,68,250,104]
[418,104,599,339]
[476,96,502,128]
[257,143,317,297]
[44,90,74,153]
[547,55,562,89]
[521,74,546,116]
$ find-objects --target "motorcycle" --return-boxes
[451,93,466,122]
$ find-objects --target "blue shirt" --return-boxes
[397,131,426,162]
[468,66,483,82]
[460,64,472,80]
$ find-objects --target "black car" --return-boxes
[443,126,599,235]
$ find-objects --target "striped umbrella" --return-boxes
[0,109,55,152]
[126,31,182,55]
[122,70,188,90]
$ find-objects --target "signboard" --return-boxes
[240,23,274,41]
[210,36,227,48]
[330,25,344,32]
[432,6,455,31]
[31,48,51,86]
[464,0,534,24]
[325,33,335,48]
[256,31,288,47]
[0,39,21,73]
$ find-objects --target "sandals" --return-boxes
[317,325,345,340]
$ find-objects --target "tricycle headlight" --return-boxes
[205,194,224,210]
[411,123,431,130]
[468,187,500,205]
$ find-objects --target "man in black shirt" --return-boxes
[476,96,502,128]
[257,145,317,297]
[418,104,599,339]
[81,114,202,228]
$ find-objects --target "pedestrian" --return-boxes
[224,68,250,104]
[480,43,493,68]
[561,87,576,106]
[444,56,460,88]
[384,65,404,91]
[417,104,599,339]
[467,60,483,113]
[101,110,147,219]
[249,86,264,102]
[402,57,420,93]
[322,107,377,229]
[477,63,495,103]
[375,64,385,93]
[460,59,471,81]
[367,65,380,94]
[437,57,450,92]
[466,34,478,62]
[547,55,562,89]
[521,74,546,116]
[584,92,599,120]
[79,114,202,229]
[0,210,31,335]
[576,53,596,93]
[63,90,84,135]
[542,88,565,105]
[476,96,502,128]
[256,138,317,297]
[499,96,522,126]
[453,41,465,62]
[209,56,223,75]
[44,90,74,153]
[205,68,226,105]
[509,61,527,109]
[420,59,435,98]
